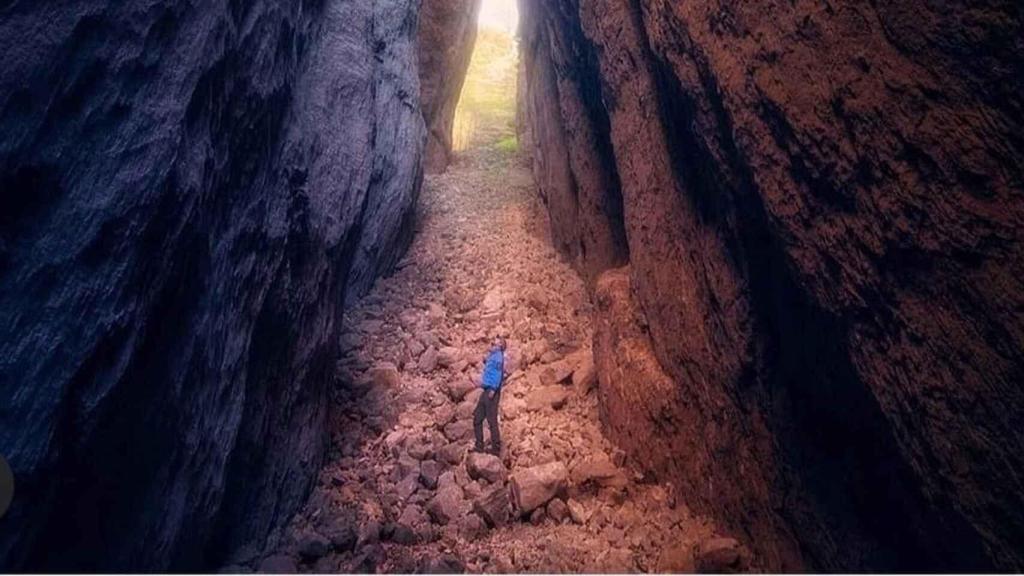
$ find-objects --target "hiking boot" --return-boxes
[488,444,502,457]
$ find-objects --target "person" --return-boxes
[473,336,506,455]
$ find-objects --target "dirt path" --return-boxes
[251,147,719,573]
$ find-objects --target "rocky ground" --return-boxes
[234,147,750,573]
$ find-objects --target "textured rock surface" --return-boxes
[0,0,424,571]
[418,0,482,173]
[519,0,628,284]
[521,0,1024,571]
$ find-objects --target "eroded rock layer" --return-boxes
[418,0,482,173]
[0,0,424,570]
[520,0,1024,571]
[519,0,629,284]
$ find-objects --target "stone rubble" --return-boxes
[250,148,745,572]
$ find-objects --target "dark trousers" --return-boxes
[473,388,501,452]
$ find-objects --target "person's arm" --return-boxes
[496,352,506,395]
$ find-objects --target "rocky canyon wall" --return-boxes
[0,0,424,570]
[418,0,482,173]
[520,0,1024,571]
[519,0,629,284]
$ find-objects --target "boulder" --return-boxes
[407,439,434,460]
[407,338,426,358]
[458,514,487,540]
[466,452,507,484]
[472,485,511,528]
[437,442,464,465]
[384,429,407,455]
[427,485,469,525]
[369,362,402,389]
[258,555,298,574]
[418,347,439,373]
[396,455,420,478]
[529,508,547,525]
[312,557,339,573]
[391,524,417,546]
[324,518,358,552]
[350,544,384,574]
[419,459,443,490]
[571,351,597,393]
[438,346,463,367]
[501,397,526,421]
[395,506,429,545]
[426,302,445,323]
[481,287,505,314]
[659,544,696,573]
[696,538,746,573]
[357,520,381,549]
[420,554,465,574]
[445,378,478,402]
[510,462,568,514]
[296,532,330,562]
[524,286,550,311]
[546,498,569,524]
[397,472,419,500]
[540,361,574,386]
[571,455,627,489]
[589,548,635,573]
[526,386,569,412]
[566,498,588,525]
[443,419,473,442]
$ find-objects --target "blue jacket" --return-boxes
[481,349,504,391]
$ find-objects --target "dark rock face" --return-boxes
[520,0,1024,571]
[418,0,481,173]
[0,0,424,571]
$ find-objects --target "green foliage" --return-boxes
[494,136,518,153]
[453,29,518,150]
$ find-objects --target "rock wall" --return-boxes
[519,0,629,284]
[418,0,482,173]
[520,0,1024,571]
[0,0,424,571]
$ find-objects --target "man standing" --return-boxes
[473,337,506,455]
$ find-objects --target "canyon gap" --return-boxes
[0,0,1021,572]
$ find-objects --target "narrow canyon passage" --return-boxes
[1,0,1021,572]
[252,144,725,573]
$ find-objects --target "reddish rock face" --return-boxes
[418,0,482,173]
[519,0,629,285]
[521,0,1024,571]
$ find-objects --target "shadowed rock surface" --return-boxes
[519,0,629,285]
[0,0,424,570]
[519,0,1024,571]
[418,0,482,173]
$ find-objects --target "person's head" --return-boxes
[492,336,507,351]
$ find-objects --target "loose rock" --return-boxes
[466,452,507,484]
[472,485,511,528]
[510,461,568,514]
[258,555,298,574]
[696,538,745,573]
[526,386,569,411]
[296,532,329,562]
[546,498,569,524]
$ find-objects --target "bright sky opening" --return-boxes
[478,0,518,34]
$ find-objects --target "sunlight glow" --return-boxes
[477,0,518,35]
